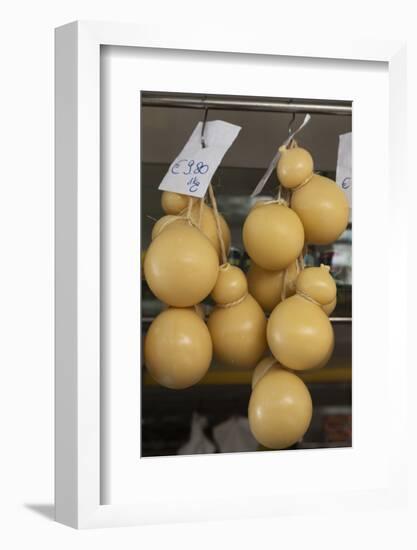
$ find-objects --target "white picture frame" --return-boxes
[55,21,407,528]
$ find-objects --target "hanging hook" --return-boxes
[201,106,209,148]
[288,112,296,135]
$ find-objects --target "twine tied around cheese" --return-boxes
[291,173,314,194]
[295,288,322,307]
[216,292,248,309]
[296,266,336,309]
[260,196,289,208]
[180,196,205,231]
[213,262,248,309]
[208,183,228,265]
[152,214,182,238]
[280,259,299,303]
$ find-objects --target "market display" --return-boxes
[267,265,336,371]
[143,124,349,451]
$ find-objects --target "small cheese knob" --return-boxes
[161,191,189,214]
[211,264,248,305]
[277,146,314,189]
[295,265,337,306]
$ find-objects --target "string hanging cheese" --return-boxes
[144,121,241,390]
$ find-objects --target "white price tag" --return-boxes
[158,120,241,198]
[336,132,352,208]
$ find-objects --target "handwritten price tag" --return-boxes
[158,120,241,198]
[336,132,352,208]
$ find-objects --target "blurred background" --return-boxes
[141,92,352,457]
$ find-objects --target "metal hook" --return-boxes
[288,112,296,135]
[201,106,209,148]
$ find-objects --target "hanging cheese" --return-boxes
[210,263,248,305]
[144,222,219,307]
[296,264,337,316]
[144,308,212,389]
[276,146,314,189]
[161,191,189,215]
[296,264,337,305]
[277,146,349,244]
[242,202,304,271]
[291,174,349,244]
[208,265,267,370]
[267,294,334,371]
[248,366,313,449]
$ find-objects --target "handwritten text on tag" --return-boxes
[336,132,352,208]
[158,121,241,198]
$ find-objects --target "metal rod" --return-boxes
[142,92,352,116]
[142,316,352,323]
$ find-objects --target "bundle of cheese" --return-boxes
[277,146,349,244]
[267,265,336,371]
[143,190,224,389]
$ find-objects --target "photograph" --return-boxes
[140,91,352,457]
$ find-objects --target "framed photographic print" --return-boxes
[55,21,408,528]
